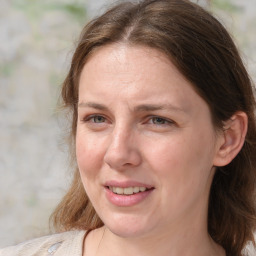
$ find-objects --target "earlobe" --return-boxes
[213,111,248,167]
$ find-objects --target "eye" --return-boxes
[92,115,106,123]
[83,115,106,123]
[149,116,174,125]
[151,117,168,125]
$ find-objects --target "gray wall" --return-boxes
[0,0,255,247]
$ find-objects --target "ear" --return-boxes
[213,111,248,167]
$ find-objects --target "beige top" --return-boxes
[0,230,87,256]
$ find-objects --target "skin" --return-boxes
[76,44,228,256]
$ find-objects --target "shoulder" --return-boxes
[0,230,86,256]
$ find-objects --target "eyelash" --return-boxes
[83,115,107,123]
[82,115,174,126]
[147,116,174,126]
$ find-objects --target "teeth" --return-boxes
[109,186,149,195]
[133,187,140,193]
[124,187,133,195]
[116,187,123,194]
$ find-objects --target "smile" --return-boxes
[105,185,154,207]
[108,186,149,195]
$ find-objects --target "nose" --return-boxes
[104,126,142,170]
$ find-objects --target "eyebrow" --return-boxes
[78,102,108,110]
[134,104,186,113]
[78,101,187,113]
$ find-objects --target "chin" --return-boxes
[102,213,154,238]
[108,225,148,238]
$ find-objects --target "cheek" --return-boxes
[75,132,107,204]
[146,131,215,191]
[146,139,189,186]
[76,132,105,180]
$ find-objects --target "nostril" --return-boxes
[104,146,142,169]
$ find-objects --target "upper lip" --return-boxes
[104,180,154,189]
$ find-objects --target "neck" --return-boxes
[84,182,225,256]
[85,212,225,256]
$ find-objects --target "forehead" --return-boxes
[80,45,189,91]
[78,44,209,116]
[82,44,177,79]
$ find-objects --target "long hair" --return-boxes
[50,1,256,255]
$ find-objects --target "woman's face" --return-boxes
[76,44,222,238]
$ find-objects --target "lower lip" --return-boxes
[105,187,154,207]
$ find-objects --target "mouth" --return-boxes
[104,182,155,206]
[106,186,154,195]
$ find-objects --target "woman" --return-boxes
[1,0,256,255]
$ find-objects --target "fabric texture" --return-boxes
[0,230,86,256]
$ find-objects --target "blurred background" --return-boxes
[0,0,255,247]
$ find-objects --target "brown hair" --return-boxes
[51,0,256,255]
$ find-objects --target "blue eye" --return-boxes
[83,115,106,123]
[91,115,106,123]
[151,117,167,125]
[150,116,173,125]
